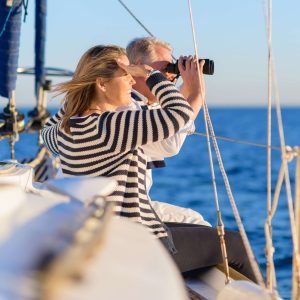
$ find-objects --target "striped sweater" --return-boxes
[42,72,193,239]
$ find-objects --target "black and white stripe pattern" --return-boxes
[20,152,55,182]
[131,89,166,169]
[42,72,193,238]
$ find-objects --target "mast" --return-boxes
[0,0,22,100]
[27,0,50,138]
[0,0,25,159]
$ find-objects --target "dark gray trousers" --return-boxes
[163,222,260,283]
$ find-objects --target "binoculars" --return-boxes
[165,58,214,75]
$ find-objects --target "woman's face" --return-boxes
[103,55,136,108]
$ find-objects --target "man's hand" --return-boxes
[178,55,206,119]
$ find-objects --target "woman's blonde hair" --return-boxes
[54,45,126,133]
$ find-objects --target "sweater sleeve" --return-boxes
[44,107,65,126]
[41,107,65,156]
[97,72,193,153]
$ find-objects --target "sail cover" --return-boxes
[0,1,23,99]
[35,0,46,95]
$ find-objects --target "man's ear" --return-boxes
[96,78,106,92]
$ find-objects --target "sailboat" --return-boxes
[0,1,299,299]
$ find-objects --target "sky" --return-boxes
[1,0,300,107]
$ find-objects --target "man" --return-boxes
[124,37,259,283]
[126,37,209,225]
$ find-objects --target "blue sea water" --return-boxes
[0,107,299,299]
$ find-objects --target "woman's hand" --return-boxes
[116,59,153,79]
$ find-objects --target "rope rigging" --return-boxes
[264,0,278,294]
[294,147,300,300]
[118,1,299,294]
[265,0,300,299]
[191,131,283,152]
[21,0,29,22]
[117,0,154,37]
[262,0,300,298]
[186,0,265,287]
[0,0,29,38]
[185,0,228,284]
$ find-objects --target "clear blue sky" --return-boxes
[2,0,300,107]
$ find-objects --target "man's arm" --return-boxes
[128,97,194,159]
[178,56,205,120]
[142,120,195,159]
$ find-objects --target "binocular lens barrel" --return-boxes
[165,58,214,75]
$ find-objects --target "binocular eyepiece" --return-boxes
[165,58,214,75]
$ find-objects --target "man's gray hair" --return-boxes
[126,37,172,64]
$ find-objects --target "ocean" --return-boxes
[0,107,299,299]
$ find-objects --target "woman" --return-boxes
[42,45,258,283]
[42,45,198,249]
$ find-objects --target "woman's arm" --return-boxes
[42,107,65,156]
[44,107,65,127]
[99,71,194,154]
[41,122,60,156]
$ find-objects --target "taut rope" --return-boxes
[117,0,177,62]
[187,0,230,283]
[8,91,20,160]
[264,0,277,292]
[294,147,300,300]
[117,0,154,37]
[187,0,265,287]
[263,0,300,298]
[0,0,16,38]
[191,131,282,151]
